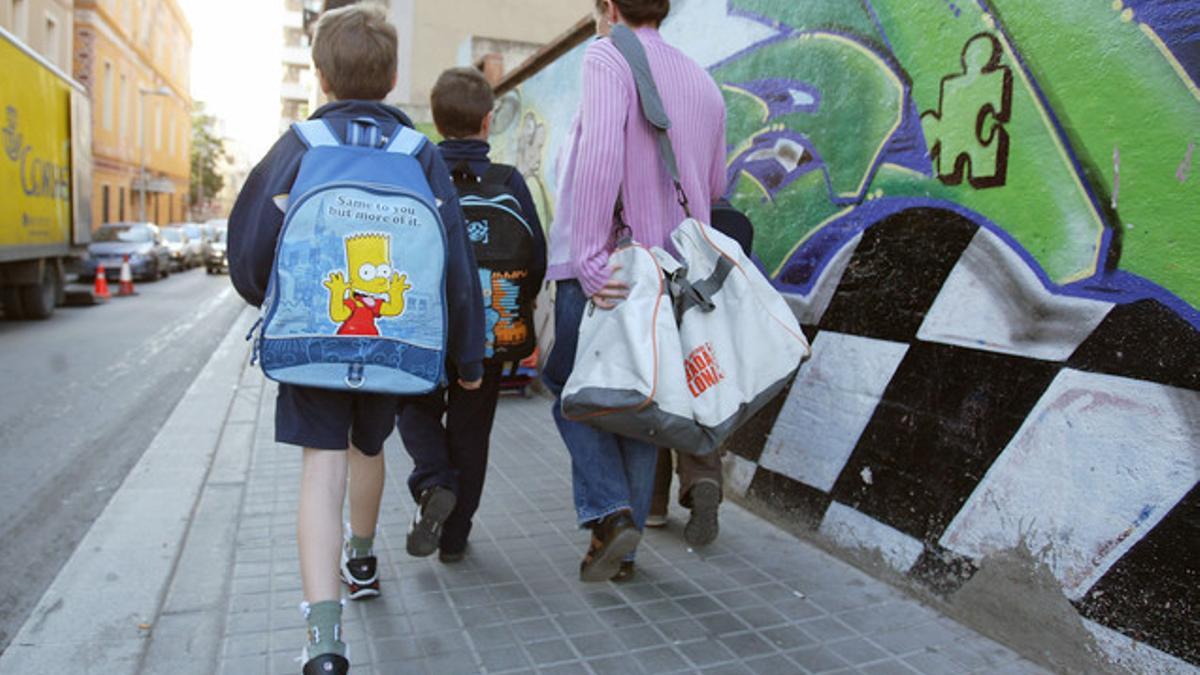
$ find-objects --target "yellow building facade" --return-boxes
[74,0,190,228]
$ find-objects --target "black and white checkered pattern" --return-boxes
[724,206,1200,667]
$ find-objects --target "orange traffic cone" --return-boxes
[117,255,136,297]
[94,264,111,300]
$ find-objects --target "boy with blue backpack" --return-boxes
[228,7,484,675]
[398,67,546,564]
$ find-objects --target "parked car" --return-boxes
[160,226,195,271]
[205,225,228,275]
[81,222,170,282]
[173,222,206,268]
[184,223,208,260]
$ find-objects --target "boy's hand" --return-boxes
[590,265,629,310]
[458,378,483,391]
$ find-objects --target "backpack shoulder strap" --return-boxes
[481,163,516,187]
[384,126,427,156]
[291,120,341,149]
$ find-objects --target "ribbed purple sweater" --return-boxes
[547,27,728,297]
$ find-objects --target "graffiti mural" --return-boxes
[491,0,1199,669]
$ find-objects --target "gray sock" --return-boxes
[304,600,345,658]
[348,534,374,559]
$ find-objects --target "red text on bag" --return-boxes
[685,343,725,398]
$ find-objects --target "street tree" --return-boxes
[190,102,228,218]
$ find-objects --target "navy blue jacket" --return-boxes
[228,101,485,382]
[438,139,548,297]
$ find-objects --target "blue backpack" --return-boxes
[252,116,448,395]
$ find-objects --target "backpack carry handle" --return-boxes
[347,117,383,148]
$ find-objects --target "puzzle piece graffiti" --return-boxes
[921,33,1013,189]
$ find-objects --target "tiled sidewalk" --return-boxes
[216,380,1046,675]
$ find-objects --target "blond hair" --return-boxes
[312,3,397,101]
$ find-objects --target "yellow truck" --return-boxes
[0,25,92,319]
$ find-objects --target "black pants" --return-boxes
[397,362,504,554]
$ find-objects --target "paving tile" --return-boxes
[744,653,805,675]
[902,648,968,675]
[798,616,858,642]
[858,659,921,675]
[788,645,852,673]
[478,645,531,672]
[569,631,625,659]
[614,624,669,651]
[631,646,691,673]
[657,617,709,643]
[538,663,590,675]
[554,611,605,637]
[719,631,777,660]
[526,638,577,666]
[825,636,890,665]
[679,637,738,668]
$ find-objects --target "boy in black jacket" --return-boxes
[228,8,484,674]
[399,67,546,564]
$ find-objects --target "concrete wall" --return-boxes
[490,0,1200,671]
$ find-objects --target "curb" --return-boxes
[0,307,256,675]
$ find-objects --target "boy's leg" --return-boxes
[677,451,723,547]
[396,389,457,502]
[647,448,673,526]
[338,392,399,599]
[342,445,384,600]
[440,361,504,557]
[396,390,457,557]
[347,446,385,545]
[277,384,353,665]
[298,447,349,660]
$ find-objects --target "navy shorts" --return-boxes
[275,383,398,455]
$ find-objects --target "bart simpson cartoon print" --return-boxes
[324,233,411,336]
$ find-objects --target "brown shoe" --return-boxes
[580,511,641,582]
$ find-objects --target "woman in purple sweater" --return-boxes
[541,0,728,582]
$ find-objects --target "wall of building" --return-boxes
[489,0,1200,671]
[388,0,586,119]
[74,0,191,226]
[0,0,72,68]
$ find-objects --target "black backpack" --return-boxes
[453,162,538,362]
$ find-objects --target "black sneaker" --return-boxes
[407,486,457,557]
[684,481,720,547]
[340,546,379,600]
[580,511,641,582]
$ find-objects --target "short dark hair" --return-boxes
[312,4,397,101]
[430,68,495,139]
[595,0,670,26]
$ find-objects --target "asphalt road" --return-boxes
[0,268,245,654]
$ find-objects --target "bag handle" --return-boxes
[609,24,693,237]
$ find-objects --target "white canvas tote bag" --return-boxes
[560,242,692,442]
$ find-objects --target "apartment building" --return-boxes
[74,0,191,227]
[0,0,73,68]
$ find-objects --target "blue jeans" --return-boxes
[543,281,658,549]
